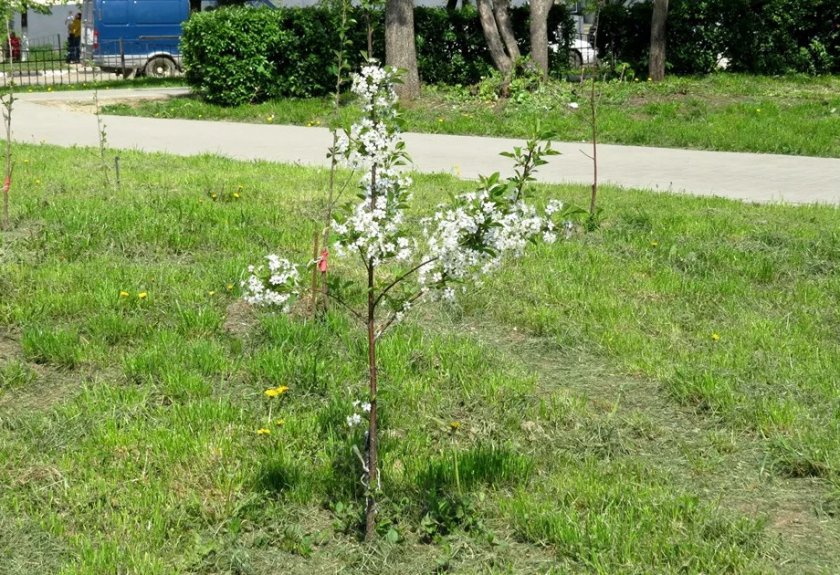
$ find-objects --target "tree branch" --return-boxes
[373,257,437,307]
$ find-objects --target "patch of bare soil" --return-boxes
[223,299,259,339]
[37,96,170,114]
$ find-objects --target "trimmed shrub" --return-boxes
[715,0,839,74]
[596,0,840,76]
[181,5,574,106]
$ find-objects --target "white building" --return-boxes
[14,0,82,50]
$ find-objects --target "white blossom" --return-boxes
[240,255,299,311]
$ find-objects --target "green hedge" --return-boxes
[181,5,574,106]
[596,0,839,75]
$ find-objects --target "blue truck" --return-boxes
[81,0,191,77]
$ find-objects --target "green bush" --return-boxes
[183,7,373,106]
[596,0,722,75]
[715,0,839,74]
[181,5,574,106]
[596,0,839,76]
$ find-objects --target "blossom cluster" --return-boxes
[418,182,561,302]
[333,65,402,170]
[346,399,372,428]
[333,64,414,267]
[240,254,300,311]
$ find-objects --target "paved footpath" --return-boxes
[12,87,840,205]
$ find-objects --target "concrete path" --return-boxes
[12,87,840,205]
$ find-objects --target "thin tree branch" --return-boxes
[373,257,437,307]
[375,289,426,339]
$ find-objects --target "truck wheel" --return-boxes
[144,56,177,78]
[569,50,583,69]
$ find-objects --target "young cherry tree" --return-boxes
[243,63,564,541]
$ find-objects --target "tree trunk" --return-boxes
[649,0,668,81]
[476,0,512,74]
[493,0,519,63]
[529,0,553,76]
[365,167,380,542]
[385,0,420,100]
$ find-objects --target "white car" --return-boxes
[550,38,598,68]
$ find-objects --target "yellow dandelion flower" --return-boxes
[211,193,217,199]
[711,333,720,341]
[233,192,240,199]
[450,421,461,431]
[256,428,271,435]
[119,290,130,298]
[208,290,216,296]
[138,292,148,299]
[264,385,288,398]
[275,419,285,426]
[226,283,234,291]
[650,240,659,247]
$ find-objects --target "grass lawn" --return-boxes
[100,73,840,157]
[1,143,840,573]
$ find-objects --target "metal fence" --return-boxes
[0,35,181,88]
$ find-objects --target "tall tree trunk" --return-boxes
[529,0,553,76]
[476,0,512,74]
[649,0,668,81]
[385,0,420,100]
[493,0,519,62]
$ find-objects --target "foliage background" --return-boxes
[597,0,840,75]
[181,6,575,106]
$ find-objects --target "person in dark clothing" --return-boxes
[67,12,81,63]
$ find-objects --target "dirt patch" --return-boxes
[36,96,172,114]
[223,300,259,339]
[0,335,18,361]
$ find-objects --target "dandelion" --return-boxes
[208,290,216,296]
[450,421,461,431]
[138,292,148,299]
[651,240,659,247]
[256,428,271,435]
[119,290,129,298]
[275,419,285,426]
[226,283,234,291]
[264,385,289,398]
[711,333,720,342]
[233,192,240,199]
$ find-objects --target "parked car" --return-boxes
[550,37,598,68]
[548,38,598,68]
